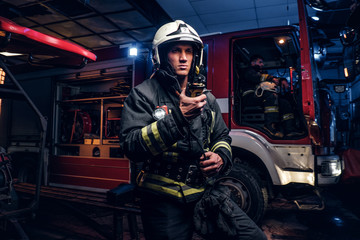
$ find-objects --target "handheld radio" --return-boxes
[188,67,207,97]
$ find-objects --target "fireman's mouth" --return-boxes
[178,65,188,70]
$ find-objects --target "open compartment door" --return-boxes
[0,16,97,226]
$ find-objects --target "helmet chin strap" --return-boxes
[253,65,261,71]
[162,61,177,76]
[163,62,188,88]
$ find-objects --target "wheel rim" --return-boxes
[218,178,252,213]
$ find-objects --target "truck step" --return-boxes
[294,199,324,211]
[293,189,325,211]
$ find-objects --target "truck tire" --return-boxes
[223,163,268,224]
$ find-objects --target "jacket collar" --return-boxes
[154,69,182,94]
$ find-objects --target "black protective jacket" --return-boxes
[242,66,273,93]
[119,70,232,203]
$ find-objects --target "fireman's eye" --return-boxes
[171,48,180,53]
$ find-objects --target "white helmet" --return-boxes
[152,20,203,73]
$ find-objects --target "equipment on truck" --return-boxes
[0,16,96,237]
[0,147,17,211]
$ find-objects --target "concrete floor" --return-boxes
[1,183,360,240]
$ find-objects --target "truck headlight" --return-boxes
[320,160,342,177]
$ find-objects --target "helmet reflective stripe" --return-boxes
[152,20,203,70]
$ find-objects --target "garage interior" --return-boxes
[0,0,352,73]
[0,0,360,239]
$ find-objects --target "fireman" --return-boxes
[120,20,264,240]
[242,54,303,138]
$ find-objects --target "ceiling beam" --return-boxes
[126,0,173,29]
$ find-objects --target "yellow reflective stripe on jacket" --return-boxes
[141,126,157,155]
[210,111,215,134]
[264,106,279,113]
[145,173,177,184]
[162,151,179,162]
[151,122,167,151]
[139,173,205,198]
[183,186,205,195]
[144,172,204,193]
[140,181,183,198]
[162,152,179,157]
[211,141,232,153]
[167,142,177,151]
[207,110,216,146]
[141,122,167,156]
[260,73,269,81]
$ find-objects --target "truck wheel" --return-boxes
[222,164,268,224]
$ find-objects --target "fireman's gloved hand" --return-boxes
[273,77,289,89]
[272,77,280,85]
[199,151,224,177]
[178,87,207,120]
[275,77,290,94]
[279,77,289,90]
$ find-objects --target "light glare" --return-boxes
[129,47,138,56]
[311,16,320,21]
[0,52,24,56]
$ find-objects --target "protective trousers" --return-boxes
[243,91,278,125]
[243,91,295,126]
[194,182,267,240]
[139,191,196,240]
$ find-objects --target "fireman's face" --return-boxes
[167,43,194,77]
[252,58,264,68]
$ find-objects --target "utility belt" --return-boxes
[141,158,205,188]
[137,164,206,203]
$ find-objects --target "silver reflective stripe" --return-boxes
[242,90,254,97]
[264,106,279,113]
[215,98,228,113]
[282,113,294,121]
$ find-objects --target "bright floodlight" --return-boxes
[311,16,320,21]
[129,47,138,57]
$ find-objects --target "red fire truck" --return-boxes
[337,3,360,182]
[197,0,343,222]
[2,0,343,224]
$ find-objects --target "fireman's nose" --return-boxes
[179,51,188,61]
[258,60,264,67]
